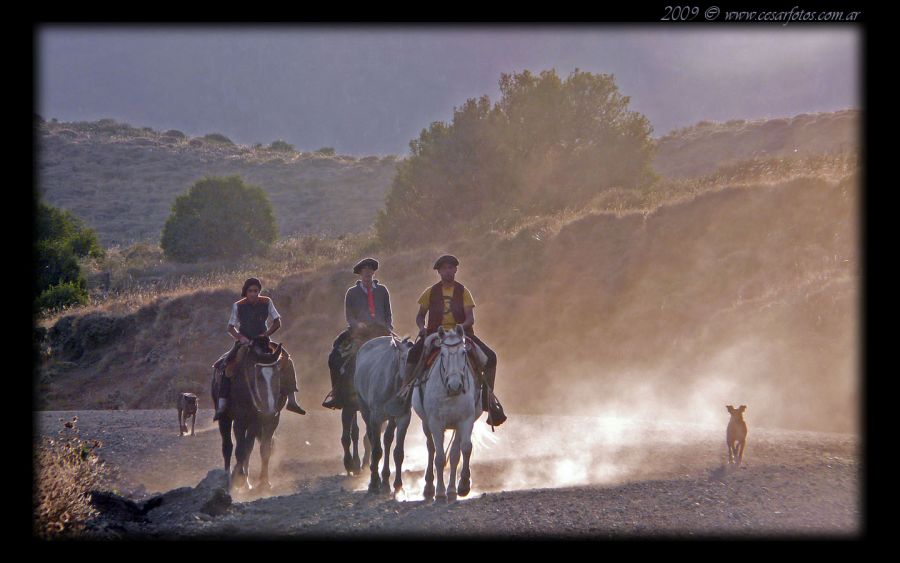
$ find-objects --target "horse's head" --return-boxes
[436,325,470,396]
[392,335,415,363]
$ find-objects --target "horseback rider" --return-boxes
[391,255,506,425]
[322,258,394,410]
[212,277,306,420]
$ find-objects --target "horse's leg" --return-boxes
[432,424,447,502]
[422,420,436,501]
[381,418,396,492]
[393,415,410,493]
[447,430,462,501]
[458,420,474,498]
[350,410,362,474]
[231,420,252,490]
[367,418,383,494]
[244,420,259,489]
[340,408,354,475]
[258,422,274,490]
[219,417,233,472]
[362,432,371,470]
[190,413,196,436]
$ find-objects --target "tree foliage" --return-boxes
[35,202,104,311]
[160,176,278,262]
[375,69,656,246]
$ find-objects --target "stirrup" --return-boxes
[322,390,341,410]
[286,402,307,415]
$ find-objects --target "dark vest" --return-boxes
[426,281,474,336]
[236,296,270,338]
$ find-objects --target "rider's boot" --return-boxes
[286,392,307,415]
[321,366,344,410]
[213,369,231,422]
[481,366,493,412]
[213,398,227,422]
[482,365,507,426]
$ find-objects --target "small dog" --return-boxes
[726,405,747,466]
[178,393,198,436]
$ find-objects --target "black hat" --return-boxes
[241,277,262,297]
[353,258,379,274]
[433,255,460,270]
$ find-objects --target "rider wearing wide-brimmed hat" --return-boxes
[322,258,394,410]
[389,255,506,425]
[212,277,306,420]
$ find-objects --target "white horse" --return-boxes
[412,325,486,502]
[354,335,414,494]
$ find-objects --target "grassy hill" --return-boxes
[653,109,858,179]
[36,119,399,246]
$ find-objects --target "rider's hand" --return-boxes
[356,322,367,330]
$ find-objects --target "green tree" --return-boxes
[375,69,656,246]
[160,176,278,262]
[34,202,104,311]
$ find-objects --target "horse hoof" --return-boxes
[458,482,471,498]
[448,492,458,502]
[434,495,448,504]
[368,481,381,494]
[258,480,272,491]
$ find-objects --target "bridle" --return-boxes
[436,336,471,396]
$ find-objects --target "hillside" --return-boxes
[36,119,399,246]
[653,109,858,179]
[35,110,858,247]
[37,164,859,433]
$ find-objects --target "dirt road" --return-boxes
[35,409,860,538]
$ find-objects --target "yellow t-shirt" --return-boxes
[418,284,475,331]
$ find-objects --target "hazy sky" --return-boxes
[37,25,860,155]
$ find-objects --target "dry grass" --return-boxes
[485,150,858,242]
[34,417,111,539]
[37,233,372,326]
[653,109,858,179]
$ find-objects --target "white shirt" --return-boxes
[228,300,280,329]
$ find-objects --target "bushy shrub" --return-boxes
[269,140,295,152]
[37,281,88,311]
[188,138,203,147]
[315,147,336,156]
[163,129,186,139]
[160,176,278,262]
[202,133,234,145]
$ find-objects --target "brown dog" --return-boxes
[726,405,747,465]
[178,393,198,436]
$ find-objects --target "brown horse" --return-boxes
[211,337,290,491]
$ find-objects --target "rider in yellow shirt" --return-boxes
[388,255,505,425]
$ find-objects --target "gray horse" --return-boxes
[354,335,414,494]
[412,325,485,502]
